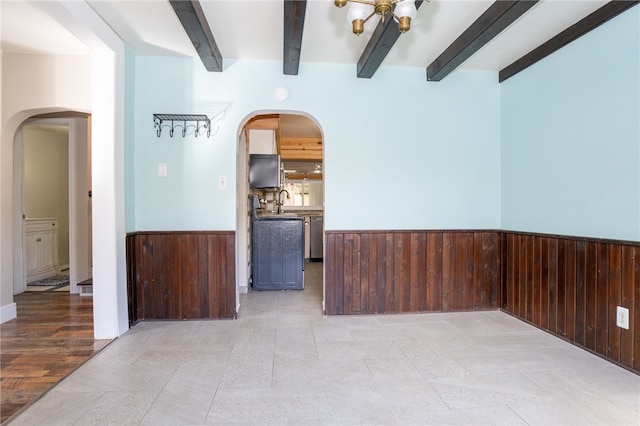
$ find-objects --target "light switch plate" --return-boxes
[218,175,227,189]
[157,162,167,177]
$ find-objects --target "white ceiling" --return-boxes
[1,0,611,73]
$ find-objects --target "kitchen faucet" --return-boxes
[277,189,290,214]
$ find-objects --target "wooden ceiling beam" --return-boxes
[357,0,424,79]
[169,0,223,72]
[426,0,538,82]
[283,0,307,75]
[499,1,640,83]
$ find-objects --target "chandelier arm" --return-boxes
[348,0,375,5]
[362,10,377,24]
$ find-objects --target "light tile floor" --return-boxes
[11,263,640,425]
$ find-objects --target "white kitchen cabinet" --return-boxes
[25,218,59,283]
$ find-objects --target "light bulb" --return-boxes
[394,0,417,20]
[347,2,369,35]
[346,2,369,24]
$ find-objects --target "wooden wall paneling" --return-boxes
[516,236,525,318]
[502,233,511,311]
[426,232,443,311]
[144,234,162,319]
[212,233,233,319]
[398,232,416,312]
[399,232,411,312]
[409,233,420,312]
[214,233,231,319]
[634,246,640,372]
[505,234,513,312]
[163,235,180,319]
[390,234,399,313]
[441,233,452,311]
[225,234,237,317]
[360,234,370,314]
[325,233,336,314]
[334,233,345,314]
[376,233,386,314]
[342,234,353,314]
[584,242,598,351]
[127,232,236,321]
[333,235,345,314]
[366,234,378,313]
[126,235,134,322]
[462,233,474,310]
[209,232,233,319]
[489,232,501,308]
[619,246,635,367]
[510,234,520,314]
[483,232,498,308]
[502,233,639,373]
[448,232,462,311]
[565,240,577,341]
[384,233,395,313]
[126,235,138,324]
[595,242,610,356]
[453,233,466,310]
[416,233,427,312]
[515,235,523,317]
[540,237,550,330]
[530,236,540,326]
[556,239,567,337]
[181,234,200,319]
[574,241,587,346]
[351,233,362,314]
[526,235,535,322]
[198,235,210,319]
[607,244,622,361]
[207,234,220,318]
[473,233,484,310]
[548,238,559,333]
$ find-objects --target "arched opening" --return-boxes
[236,112,324,314]
[14,112,92,297]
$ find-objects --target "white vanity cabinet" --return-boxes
[25,218,59,283]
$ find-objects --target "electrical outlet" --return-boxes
[218,175,227,189]
[616,306,629,330]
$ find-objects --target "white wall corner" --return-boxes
[1,303,17,324]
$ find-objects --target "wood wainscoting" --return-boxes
[325,229,639,374]
[325,231,502,315]
[126,231,236,322]
[502,232,640,373]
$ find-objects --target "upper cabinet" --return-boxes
[245,114,322,161]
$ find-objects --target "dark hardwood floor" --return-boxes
[0,292,112,424]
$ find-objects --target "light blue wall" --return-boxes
[124,48,136,233]
[133,58,501,231]
[501,7,640,241]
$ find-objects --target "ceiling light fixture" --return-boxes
[335,0,419,36]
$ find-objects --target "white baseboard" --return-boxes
[1,303,17,324]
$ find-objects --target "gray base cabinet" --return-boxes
[252,218,304,290]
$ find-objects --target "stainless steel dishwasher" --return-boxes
[310,216,323,261]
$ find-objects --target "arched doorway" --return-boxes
[236,112,324,313]
[14,113,92,296]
